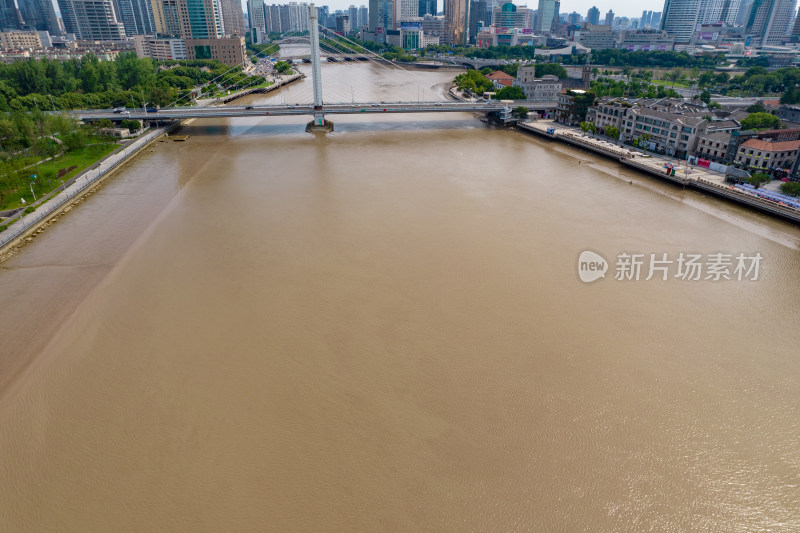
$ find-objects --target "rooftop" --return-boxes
[740,138,800,152]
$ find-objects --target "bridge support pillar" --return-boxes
[305,4,332,133]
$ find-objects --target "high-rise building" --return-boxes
[185,0,224,38]
[419,0,437,16]
[358,5,368,28]
[247,0,266,32]
[719,0,740,24]
[469,0,487,41]
[445,0,469,44]
[697,0,724,23]
[265,4,282,32]
[604,8,613,25]
[650,10,662,26]
[660,0,698,44]
[493,1,530,28]
[396,0,417,24]
[0,0,23,30]
[746,0,795,46]
[640,9,651,26]
[587,5,599,25]
[536,0,558,32]
[219,0,246,35]
[113,0,155,35]
[736,0,753,23]
[567,11,579,24]
[57,0,126,39]
[369,0,393,30]
[152,0,192,36]
[17,0,60,32]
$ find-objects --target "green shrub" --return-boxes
[24,206,35,213]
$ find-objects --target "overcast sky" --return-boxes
[252,0,668,19]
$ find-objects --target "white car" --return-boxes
[120,110,130,115]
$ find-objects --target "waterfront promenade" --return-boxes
[0,126,172,253]
[519,120,800,224]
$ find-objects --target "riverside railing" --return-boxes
[0,126,171,251]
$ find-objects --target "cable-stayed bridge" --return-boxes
[72,4,515,132]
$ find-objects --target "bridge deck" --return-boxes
[74,102,509,121]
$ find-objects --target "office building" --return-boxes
[536,0,559,32]
[587,5,600,24]
[0,0,23,30]
[17,0,60,33]
[58,0,126,39]
[185,34,244,64]
[0,30,43,49]
[133,34,186,58]
[418,0,436,16]
[746,0,795,46]
[660,0,700,44]
[604,8,613,25]
[219,0,246,35]
[114,0,155,35]
[445,0,469,44]
[247,0,266,32]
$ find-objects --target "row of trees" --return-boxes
[0,53,265,112]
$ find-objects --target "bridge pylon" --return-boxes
[306,3,333,133]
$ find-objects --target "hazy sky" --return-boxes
[253,0,667,19]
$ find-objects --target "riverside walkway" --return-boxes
[519,120,800,224]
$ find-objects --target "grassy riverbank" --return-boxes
[1,139,118,212]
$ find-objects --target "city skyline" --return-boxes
[247,0,669,19]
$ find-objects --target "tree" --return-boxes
[605,125,619,141]
[534,63,569,79]
[493,86,526,100]
[780,181,800,196]
[740,112,781,131]
[579,121,590,135]
[746,172,771,188]
[746,102,767,113]
[512,106,529,119]
[700,89,711,104]
[120,119,141,133]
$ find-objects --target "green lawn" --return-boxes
[0,142,118,211]
[651,79,690,88]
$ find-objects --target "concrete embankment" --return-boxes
[517,121,800,224]
[0,124,179,255]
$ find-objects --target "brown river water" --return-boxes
[1,62,800,531]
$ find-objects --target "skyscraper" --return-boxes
[536,0,558,32]
[0,0,23,30]
[660,0,698,44]
[746,0,795,45]
[418,0,437,16]
[57,0,126,39]
[247,0,265,32]
[219,0,246,35]
[114,0,155,35]
[604,8,613,25]
[152,0,193,35]
[445,0,469,44]
[587,5,600,25]
[17,0,60,32]
[719,0,740,24]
